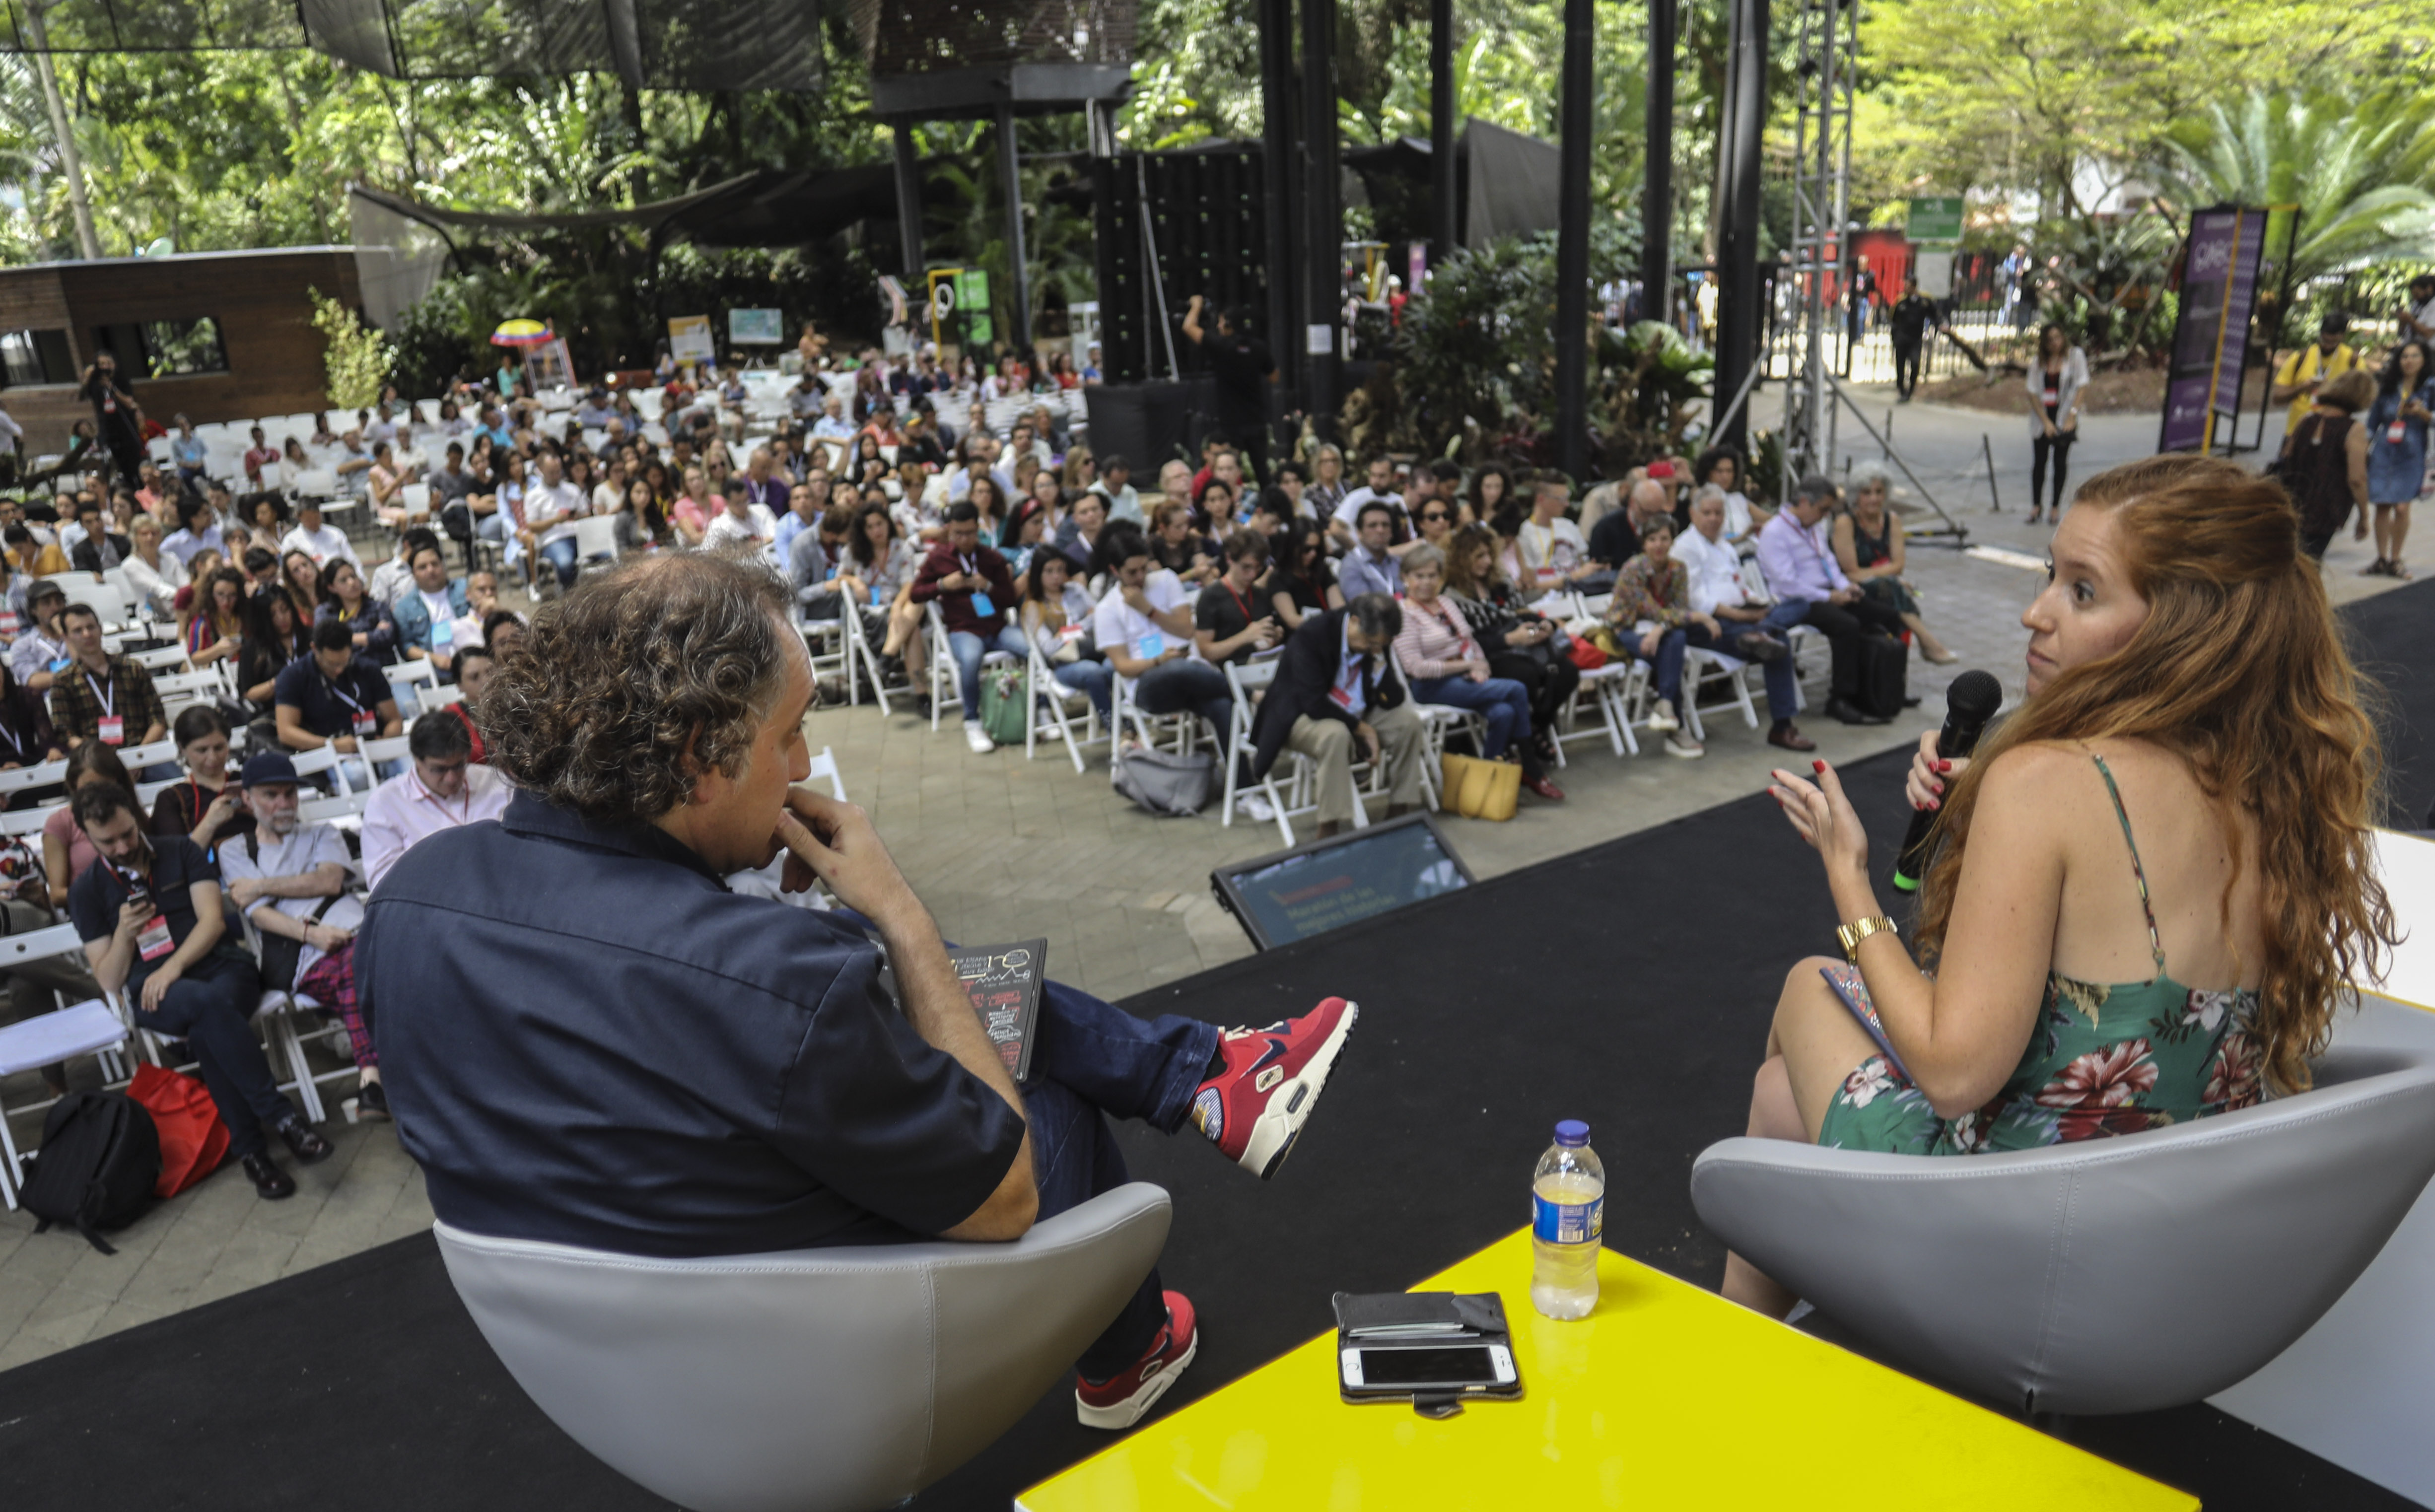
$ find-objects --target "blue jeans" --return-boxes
[1701,602,1804,721]
[831,908,1220,1378]
[1634,626,1690,706]
[1409,673,1531,758]
[1051,655,1113,717]
[539,536,579,590]
[948,624,1030,717]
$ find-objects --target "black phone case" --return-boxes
[1331,1291,1525,1405]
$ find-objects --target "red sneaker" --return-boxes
[1191,997,1359,1178]
[1075,1290,1198,1429]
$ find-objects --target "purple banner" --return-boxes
[2159,208,2270,453]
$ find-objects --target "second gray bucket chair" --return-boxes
[436,1181,1173,1512]
[1691,1040,2435,1416]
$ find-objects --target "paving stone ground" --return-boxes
[0,393,2409,1368]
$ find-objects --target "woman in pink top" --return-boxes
[1392,543,1562,801]
[671,466,718,547]
[42,741,132,909]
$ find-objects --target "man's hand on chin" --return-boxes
[772,785,922,929]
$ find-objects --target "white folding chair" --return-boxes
[1111,674,1205,756]
[805,745,847,802]
[1023,642,1104,773]
[399,482,432,523]
[130,644,190,672]
[795,606,851,701]
[383,660,438,720]
[289,743,350,796]
[153,670,223,714]
[1220,658,1315,846]
[289,468,339,502]
[0,759,68,799]
[1390,649,1488,813]
[118,737,178,772]
[112,969,325,1134]
[0,802,62,840]
[300,789,371,828]
[570,513,620,576]
[924,603,1021,734]
[133,776,182,810]
[0,928,131,1210]
[841,603,894,715]
[1682,645,1763,744]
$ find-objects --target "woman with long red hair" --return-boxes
[1725,454,2398,1316]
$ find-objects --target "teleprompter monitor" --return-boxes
[1209,812,1474,951]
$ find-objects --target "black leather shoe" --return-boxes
[356,1080,389,1120]
[277,1119,335,1165]
[1767,723,1818,752]
[243,1152,297,1200]
[1825,697,1890,726]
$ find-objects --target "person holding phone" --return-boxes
[70,779,331,1199]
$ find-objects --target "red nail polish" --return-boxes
[1812,759,1827,774]
[1938,760,1952,772]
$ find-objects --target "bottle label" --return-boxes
[1532,1190,1603,1245]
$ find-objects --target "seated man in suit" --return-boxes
[67,496,130,573]
[1247,591,1426,838]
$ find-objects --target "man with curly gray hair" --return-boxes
[356,551,1362,1432]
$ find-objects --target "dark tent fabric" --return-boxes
[1342,119,1559,248]
[348,166,908,251]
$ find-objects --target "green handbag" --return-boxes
[978,661,1032,746]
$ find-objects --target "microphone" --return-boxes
[1891,670,2003,893]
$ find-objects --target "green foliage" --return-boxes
[2159,90,2435,285]
[310,288,395,409]
[1384,220,1671,471]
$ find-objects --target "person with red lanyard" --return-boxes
[1392,542,1563,800]
[909,500,1025,754]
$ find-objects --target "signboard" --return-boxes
[1913,250,1954,299]
[526,336,574,391]
[1210,813,1473,951]
[2158,208,2268,454]
[728,308,783,345]
[955,268,994,347]
[1908,196,1965,244]
[667,314,716,364]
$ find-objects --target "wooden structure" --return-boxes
[0,247,360,454]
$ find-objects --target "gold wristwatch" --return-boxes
[1837,914,1898,963]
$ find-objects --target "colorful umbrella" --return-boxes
[490,319,554,347]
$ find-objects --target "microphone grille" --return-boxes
[1947,669,2003,721]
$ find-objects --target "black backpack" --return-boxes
[20,1091,161,1254]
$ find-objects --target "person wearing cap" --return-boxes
[2273,314,2364,438]
[69,775,333,1197]
[361,707,511,891]
[218,750,382,1116]
[9,580,71,693]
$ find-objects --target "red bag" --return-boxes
[1565,636,1610,671]
[127,1064,229,1197]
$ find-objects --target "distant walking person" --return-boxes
[2360,339,2431,580]
[2280,369,2372,561]
[2025,324,2087,525]
[1183,296,1276,489]
[1887,277,1945,402]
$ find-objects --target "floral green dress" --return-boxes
[1816,754,2266,1156]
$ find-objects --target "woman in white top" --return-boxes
[2025,323,2089,525]
[366,440,421,530]
[835,501,928,698]
[120,513,188,619]
[1019,549,1111,717]
[590,457,627,517]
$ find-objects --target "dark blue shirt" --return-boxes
[272,653,392,740]
[67,834,239,992]
[359,792,1025,1258]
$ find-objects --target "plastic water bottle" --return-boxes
[1530,1120,1605,1320]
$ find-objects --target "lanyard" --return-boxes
[1223,579,1258,623]
[85,669,113,718]
[327,676,366,715]
[958,551,978,577]
[0,718,24,759]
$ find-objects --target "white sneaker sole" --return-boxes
[1075,1327,1199,1429]
[1665,741,1705,758]
[1238,1002,1359,1179]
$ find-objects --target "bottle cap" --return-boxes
[1554,1119,1590,1147]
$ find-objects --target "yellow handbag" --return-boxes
[1440,752,1522,822]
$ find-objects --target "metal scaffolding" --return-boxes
[1778,0,1854,478]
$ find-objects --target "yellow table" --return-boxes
[1017,1230,2196,1511]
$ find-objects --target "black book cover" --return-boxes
[948,938,1047,1081]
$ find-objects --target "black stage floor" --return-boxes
[2,580,2429,1511]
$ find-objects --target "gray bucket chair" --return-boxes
[1690,1041,2435,1415]
[434,1182,1172,1512]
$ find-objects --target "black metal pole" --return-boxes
[1553,0,1593,480]
[1430,0,1457,262]
[1642,0,1675,327]
[996,102,1033,357]
[1260,0,1298,398]
[1302,0,1341,421]
[1711,0,1768,453]
[891,119,924,283]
